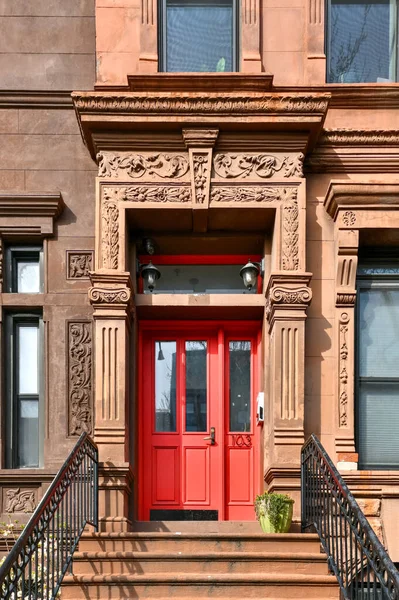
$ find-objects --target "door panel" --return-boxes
[139,323,260,521]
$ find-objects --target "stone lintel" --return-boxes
[324,181,399,221]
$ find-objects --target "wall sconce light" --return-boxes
[157,342,165,361]
[138,261,161,293]
[240,259,264,291]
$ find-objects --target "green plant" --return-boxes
[254,491,294,530]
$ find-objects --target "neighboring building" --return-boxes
[1,0,399,562]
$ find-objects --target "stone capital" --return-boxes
[89,271,134,317]
[265,272,312,326]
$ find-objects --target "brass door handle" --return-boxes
[203,427,215,445]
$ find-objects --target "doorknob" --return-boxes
[203,427,215,445]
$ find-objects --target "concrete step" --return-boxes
[62,572,340,599]
[78,532,322,554]
[72,550,330,576]
[132,520,265,533]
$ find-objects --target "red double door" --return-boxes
[139,322,260,521]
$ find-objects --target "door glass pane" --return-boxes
[166,0,234,73]
[185,341,207,432]
[358,288,399,377]
[18,399,39,467]
[328,0,394,83]
[229,341,251,432]
[18,325,39,394]
[16,260,40,293]
[155,341,177,432]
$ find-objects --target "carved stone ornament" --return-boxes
[320,129,399,146]
[211,186,296,204]
[123,185,191,203]
[97,152,189,179]
[67,252,93,279]
[342,211,356,226]
[102,189,119,270]
[337,292,356,306]
[339,312,350,427]
[281,189,299,270]
[270,286,312,305]
[89,287,131,304]
[74,94,330,115]
[5,489,36,513]
[193,153,209,204]
[68,322,92,436]
[214,153,304,179]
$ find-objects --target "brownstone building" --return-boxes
[2,0,399,574]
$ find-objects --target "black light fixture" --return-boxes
[139,261,161,293]
[157,342,165,361]
[240,259,264,291]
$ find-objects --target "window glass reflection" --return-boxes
[185,341,207,432]
[229,341,251,432]
[155,341,177,432]
[17,260,40,293]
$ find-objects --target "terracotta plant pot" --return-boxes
[255,498,294,533]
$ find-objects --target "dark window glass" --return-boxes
[6,316,42,468]
[162,0,236,72]
[229,341,251,432]
[185,341,207,432]
[155,341,177,432]
[357,264,399,468]
[6,247,43,293]
[327,0,396,83]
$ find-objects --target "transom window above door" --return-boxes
[327,0,397,82]
[159,0,238,72]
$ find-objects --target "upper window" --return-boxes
[5,246,43,293]
[356,261,399,469]
[327,0,397,82]
[159,0,238,72]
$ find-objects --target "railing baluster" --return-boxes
[0,433,98,600]
[301,434,399,600]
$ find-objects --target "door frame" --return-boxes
[137,320,262,520]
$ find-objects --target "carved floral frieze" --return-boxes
[5,489,36,513]
[211,186,297,204]
[339,312,350,428]
[192,153,210,204]
[89,287,131,305]
[320,129,399,146]
[102,189,119,270]
[281,189,299,270]
[68,322,92,436]
[67,251,93,279]
[97,152,189,180]
[214,153,304,179]
[123,186,191,203]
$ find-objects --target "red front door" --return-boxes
[139,322,260,520]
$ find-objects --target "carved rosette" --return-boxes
[281,188,299,270]
[97,152,189,180]
[214,153,304,179]
[5,489,36,513]
[339,312,350,427]
[68,322,92,436]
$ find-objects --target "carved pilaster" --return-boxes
[241,0,262,72]
[183,129,219,232]
[68,322,93,436]
[306,0,326,83]
[139,0,158,73]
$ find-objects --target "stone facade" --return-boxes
[1,0,399,561]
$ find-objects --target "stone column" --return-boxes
[139,0,158,73]
[89,271,134,531]
[264,273,312,514]
[241,0,262,72]
[306,0,326,83]
[334,228,359,469]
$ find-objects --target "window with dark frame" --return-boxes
[356,259,399,469]
[5,314,43,469]
[159,0,238,72]
[5,246,43,293]
[326,0,398,83]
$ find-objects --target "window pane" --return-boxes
[358,381,399,468]
[18,399,39,467]
[229,341,251,432]
[155,341,177,432]
[17,260,40,293]
[185,341,207,432]
[166,0,234,72]
[145,264,256,294]
[18,325,39,394]
[358,288,399,378]
[328,0,394,83]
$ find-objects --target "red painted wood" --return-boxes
[139,321,261,520]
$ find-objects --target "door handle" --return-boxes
[203,426,216,445]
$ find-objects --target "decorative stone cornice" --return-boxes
[0,90,73,109]
[319,129,399,146]
[265,273,312,325]
[0,192,64,238]
[182,129,219,148]
[324,182,399,221]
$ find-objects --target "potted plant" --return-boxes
[254,491,294,533]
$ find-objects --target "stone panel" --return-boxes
[0,171,25,190]
[261,51,305,85]
[18,109,83,135]
[0,54,95,90]
[262,8,305,52]
[0,109,18,133]
[0,0,95,16]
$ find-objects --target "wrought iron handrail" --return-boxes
[301,434,399,600]
[0,432,98,600]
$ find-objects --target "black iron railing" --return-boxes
[301,434,399,600]
[0,432,98,600]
